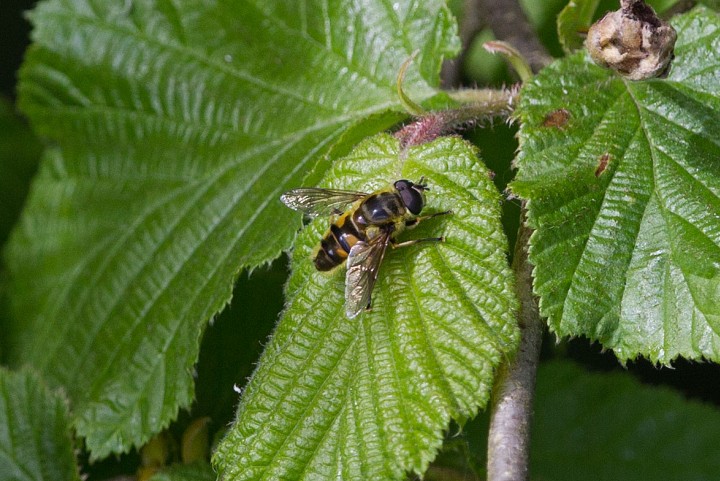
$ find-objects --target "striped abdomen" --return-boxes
[314,211,366,271]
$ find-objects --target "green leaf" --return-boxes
[6,0,459,458]
[531,361,720,480]
[557,0,600,53]
[0,368,80,481]
[213,133,519,481]
[650,0,683,12]
[511,7,720,363]
[699,0,720,10]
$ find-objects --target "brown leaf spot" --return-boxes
[595,153,611,177]
[542,109,570,129]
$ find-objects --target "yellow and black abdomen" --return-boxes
[313,211,366,271]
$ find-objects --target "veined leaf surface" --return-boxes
[512,8,720,363]
[213,133,519,481]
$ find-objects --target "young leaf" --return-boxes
[557,0,600,53]
[0,368,80,481]
[531,361,720,480]
[6,0,459,458]
[213,133,519,481]
[511,8,720,363]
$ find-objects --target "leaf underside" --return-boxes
[512,7,720,363]
[6,0,459,458]
[213,134,519,481]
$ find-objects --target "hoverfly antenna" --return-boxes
[416,176,428,190]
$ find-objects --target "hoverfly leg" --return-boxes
[404,209,453,228]
[421,209,453,221]
[391,236,444,249]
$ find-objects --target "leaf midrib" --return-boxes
[633,87,720,348]
[24,87,401,150]
[36,4,431,121]
[549,84,637,327]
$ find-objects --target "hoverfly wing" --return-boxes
[344,233,391,318]
[280,188,368,217]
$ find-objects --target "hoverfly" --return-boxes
[281,179,451,318]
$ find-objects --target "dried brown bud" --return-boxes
[586,0,677,80]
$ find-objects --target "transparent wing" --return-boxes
[344,233,391,318]
[280,188,368,217]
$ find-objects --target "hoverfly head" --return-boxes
[394,179,426,215]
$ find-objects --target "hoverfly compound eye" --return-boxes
[394,179,425,215]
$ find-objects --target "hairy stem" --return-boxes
[486,209,542,481]
[395,87,517,149]
[447,86,518,114]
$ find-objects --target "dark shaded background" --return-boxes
[1,0,36,99]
